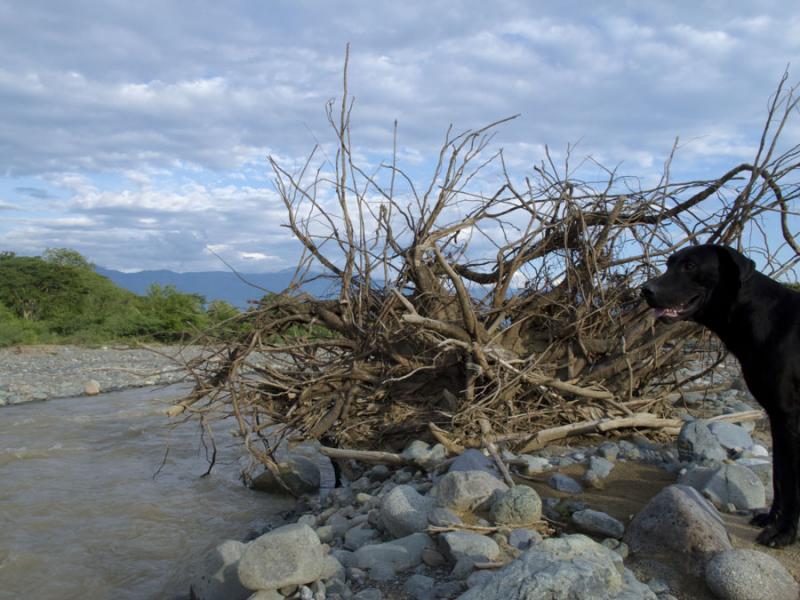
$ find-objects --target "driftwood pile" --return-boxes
[170,67,800,476]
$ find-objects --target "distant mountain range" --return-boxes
[95,266,335,308]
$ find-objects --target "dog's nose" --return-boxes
[641,281,656,302]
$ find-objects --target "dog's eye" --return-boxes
[683,261,696,272]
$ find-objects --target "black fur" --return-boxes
[642,244,800,548]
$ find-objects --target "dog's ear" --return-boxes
[720,246,755,283]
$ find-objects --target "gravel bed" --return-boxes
[0,344,199,405]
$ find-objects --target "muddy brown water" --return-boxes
[0,386,294,600]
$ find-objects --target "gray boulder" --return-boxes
[583,456,615,488]
[705,549,799,600]
[343,523,379,550]
[736,458,774,503]
[403,574,435,600]
[447,449,501,478]
[507,528,543,550]
[353,589,383,600]
[517,455,551,475]
[380,484,435,538]
[246,590,283,600]
[319,554,344,580]
[677,421,727,464]
[427,506,462,527]
[237,524,325,591]
[489,485,542,526]
[457,534,656,600]
[439,531,500,563]
[710,463,767,509]
[680,463,766,511]
[190,540,250,600]
[352,533,433,574]
[402,440,448,470]
[676,464,715,490]
[587,455,614,478]
[597,442,620,461]
[249,456,321,495]
[367,464,392,481]
[571,509,625,539]
[547,473,583,493]
[623,485,732,577]
[430,470,508,512]
[708,421,754,452]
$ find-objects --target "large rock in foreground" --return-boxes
[457,534,656,600]
[623,484,731,577]
[237,524,324,591]
[705,549,799,600]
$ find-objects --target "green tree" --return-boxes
[135,284,207,340]
[42,247,94,270]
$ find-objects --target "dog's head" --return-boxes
[641,244,755,323]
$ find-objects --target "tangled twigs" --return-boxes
[175,62,800,476]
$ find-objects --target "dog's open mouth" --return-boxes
[652,294,702,321]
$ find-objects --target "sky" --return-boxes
[1,0,799,272]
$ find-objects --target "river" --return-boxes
[0,385,295,600]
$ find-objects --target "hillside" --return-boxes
[0,250,230,346]
[95,267,334,309]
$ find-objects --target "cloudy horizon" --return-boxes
[1,1,799,272]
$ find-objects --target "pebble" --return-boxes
[403,574,435,600]
[508,528,542,550]
[447,449,502,478]
[366,465,391,481]
[489,485,542,526]
[440,531,500,563]
[597,442,619,461]
[380,485,435,538]
[547,473,583,493]
[353,588,383,600]
[571,508,625,539]
[518,455,550,475]
[430,470,508,512]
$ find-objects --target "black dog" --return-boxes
[642,244,800,548]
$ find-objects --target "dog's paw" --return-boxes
[749,511,774,528]
[756,525,797,548]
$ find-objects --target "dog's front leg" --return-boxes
[751,413,783,528]
[756,419,799,547]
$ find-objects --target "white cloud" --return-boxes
[0,0,798,270]
[239,252,273,261]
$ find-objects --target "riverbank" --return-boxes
[190,355,800,600]
[0,344,197,405]
[5,345,799,599]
